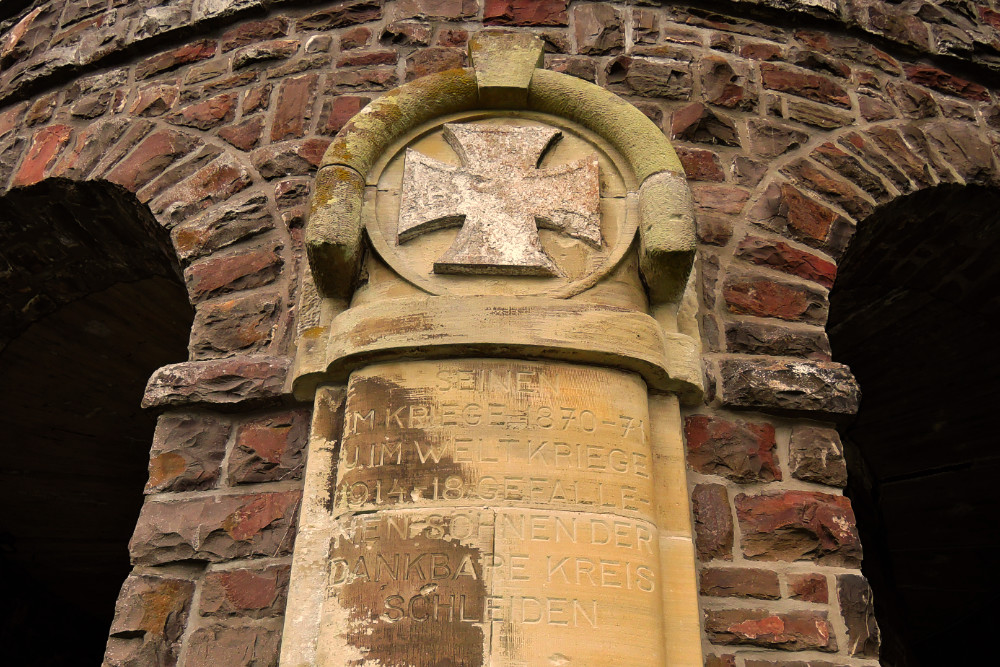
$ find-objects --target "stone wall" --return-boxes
[1,1,998,665]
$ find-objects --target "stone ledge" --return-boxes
[711,355,860,418]
[142,355,293,410]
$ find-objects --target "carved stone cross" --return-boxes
[397,123,602,276]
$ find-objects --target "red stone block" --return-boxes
[340,26,371,50]
[130,83,180,116]
[700,567,781,599]
[50,118,129,180]
[142,356,291,409]
[691,184,750,214]
[760,63,850,108]
[200,564,291,618]
[233,39,299,69]
[106,129,198,192]
[321,96,370,135]
[904,64,990,102]
[221,17,291,52]
[0,104,24,138]
[13,124,72,187]
[250,138,331,179]
[190,291,281,359]
[788,572,829,603]
[337,50,397,67]
[693,483,734,561]
[243,83,272,114]
[724,275,826,323]
[129,490,301,564]
[229,409,310,484]
[735,490,861,565]
[171,195,273,263]
[136,39,217,80]
[297,0,383,30]
[705,608,838,651]
[782,159,873,218]
[184,243,283,302]
[779,184,839,243]
[484,0,569,26]
[676,147,724,182]
[736,237,837,288]
[156,156,252,224]
[685,414,780,483]
[271,73,319,142]
[146,412,230,493]
[218,115,265,151]
[165,92,237,130]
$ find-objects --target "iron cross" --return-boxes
[397,123,602,276]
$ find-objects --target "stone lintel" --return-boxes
[468,30,545,108]
[287,296,703,403]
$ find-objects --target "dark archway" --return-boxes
[828,184,1000,666]
[0,180,192,664]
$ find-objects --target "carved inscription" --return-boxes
[317,360,666,665]
[319,509,665,665]
[335,360,655,520]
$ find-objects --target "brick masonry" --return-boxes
[1,1,998,665]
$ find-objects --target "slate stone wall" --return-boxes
[1,1,998,665]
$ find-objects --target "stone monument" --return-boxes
[281,31,704,666]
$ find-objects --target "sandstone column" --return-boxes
[281,32,703,666]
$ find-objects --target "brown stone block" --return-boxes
[693,483,734,561]
[735,490,861,565]
[672,103,740,147]
[104,573,194,667]
[677,147,724,182]
[574,3,624,55]
[691,184,750,215]
[233,38,299,69]
[271,73,318,142]
[404,46,467,81]
[218,115,265,151]
[724,321,832,361]
[838,573,880,657]
[155,156,253,225]
[184,243,282,302]
[200,564,291,618]
[142,355,291,409]
[228,408,310,484]
[747,119,809,159]
[164,92,237,130]
[171,195,273,263]
[789,425,847,487]
[736,236,837,288]
[810,142,890,202]
[608,56,692,99]
[723,275,827,324]
[184,624,282,666]
[296,1,383,30]
[685,414,780,483]
[700,567,781,599]
[251,138,331,178]
[221,17,291,52]
[129,490,301,564]
[395,0,479,21]
[705,608,838,651]
[50,117,129,180]
[146,412,230,493]
[190,291,281,359]
[904,64,990,101]
[788,572,828,603]
[105,129,198,193]
[760,63,850,107]
[484,0,569,26]
[319,95,371,135]
[136,39,217,80]
[12,124,71,187]
[715,357,859,417]
[340,26,371,50]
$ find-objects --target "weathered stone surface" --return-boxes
[574,3,624,54]
[320,95,370,134]
[165,92,237,130]
[838,574,880,657]
[735,490,861,565]
[715,358,860,417]
[404,46,467,80]
[923,121,996,185]
[747,119,809,159]
[145,413,230,493]
[221,17,291,51]
[736,237,837,288]
[782,159,873,219]
[725,321,832,360]
[609,56,693,98]
[705,609,838,651]
[760,63,850,107]
[106,129,198,193]
[228,408,310,484]
[171,195,273,263]
[184,243,282,302]
[705,655,737,667]
[724,275,827,324]
[789,572,828,603]
[685,415,780,483]
[904,64,990,101]
[701,56,754,110]
[810,142,890,202]
[399,123,600,276]
[395,0,478,20]
[700,567,781,599]
[184,624,283,666]
[142,355,291,409]
[693,483,734,561]
[104,574,195,667]
[671,103,740,146]
[677,147,724,181]
[190,291,281,359]
[691,184,750,215]
[789,425,848,487]
[218,115,265,151]
[12,124,71,186]
[251,138,330,178]
[271,73,318,141]
[50,118,129,180]
[484,0,569,26]
[130,490,301,564]
[297,0,383,30]
[136,40,217,80]
[697,215,733,246]
[200,564,291,618]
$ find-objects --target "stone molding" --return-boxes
[305,30,696,305]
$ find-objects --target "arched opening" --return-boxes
[828,184,1000,666]
[0,180,193,664]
